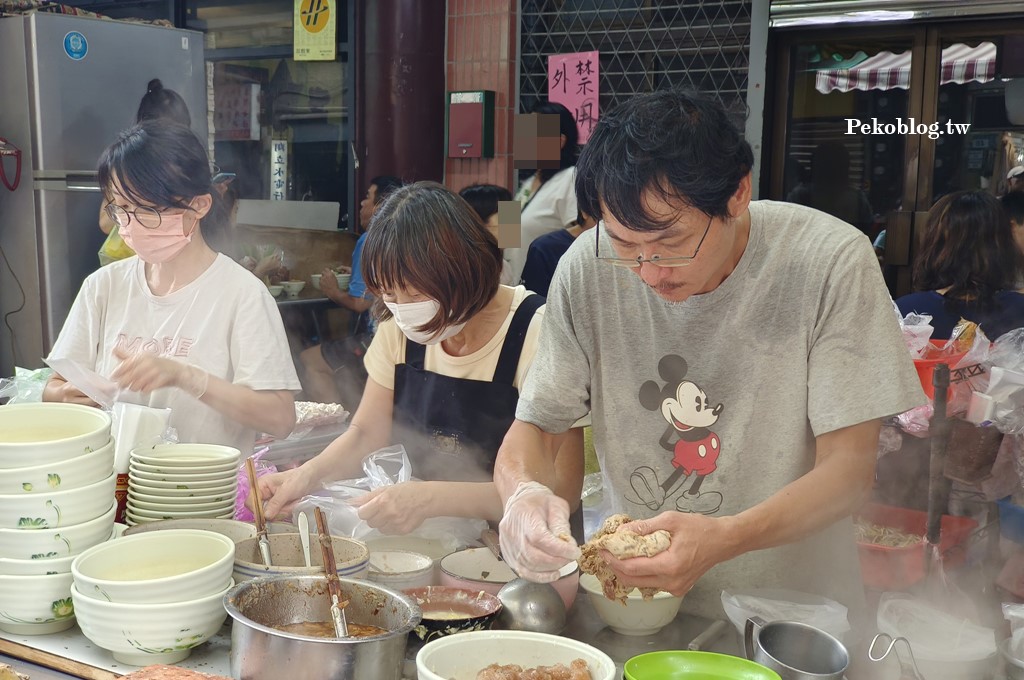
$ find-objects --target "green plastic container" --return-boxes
[624,651,782,680]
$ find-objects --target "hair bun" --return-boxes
[146,78,164,94]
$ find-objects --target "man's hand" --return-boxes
[498,481,580,582]
[603,512,737,597]
[350,482,431,534]
[320,267,342,300]
[257,466,319,520]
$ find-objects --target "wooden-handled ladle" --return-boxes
[244,457,272,567]
[313,506,349,638]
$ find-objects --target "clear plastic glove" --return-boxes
[110,347,208,399]
[498,481,580,582]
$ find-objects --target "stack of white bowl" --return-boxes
[71,529,233,666]
[0,403,116,636]
[125,444,240,525]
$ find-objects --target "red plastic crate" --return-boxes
[856,503,978,590]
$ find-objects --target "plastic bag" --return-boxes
[0,366,52,404]
[98,224,134,267]
[876,592,996,664]
[1005,603,1024,662]
[235,447,278,522]
[721,589,851,644]
[894,305,935,358]
[292,445,486,554]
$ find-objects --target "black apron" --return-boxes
[392,294,544,483]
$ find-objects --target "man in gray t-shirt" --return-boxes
[493,89,926,624]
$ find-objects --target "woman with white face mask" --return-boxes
[258,182,584,540]
[43,122,300,453]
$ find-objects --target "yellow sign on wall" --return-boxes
[294,0,335,61]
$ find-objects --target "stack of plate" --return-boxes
[126,444,241,526]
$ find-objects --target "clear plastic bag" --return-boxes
[292,445,486,554]
[1003,602,1024,661]
[721,589,852,645]
[0,366,51,404]
[236,446,277,522]
[876,593,996,665]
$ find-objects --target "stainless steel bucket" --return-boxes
[224,575,421,680]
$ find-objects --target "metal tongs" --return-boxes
[869,633,926,680]
[314,506,349,638]
[244,457,272,568]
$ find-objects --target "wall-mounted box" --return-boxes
[447,90,494,159]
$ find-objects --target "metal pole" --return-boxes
[926,364,951,554]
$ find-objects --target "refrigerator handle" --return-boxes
[34,172,101,192]
[65,173,100,192]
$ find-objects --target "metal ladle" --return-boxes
[482,529,567,635]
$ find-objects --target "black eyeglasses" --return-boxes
[595,214,713,268]
[104,203,170,230]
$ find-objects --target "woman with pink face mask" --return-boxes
[43,122,300,453]
[257,182,584,541]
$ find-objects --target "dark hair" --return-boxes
[136,79,191,128]
[458,183,513,222]
[914,190,1024,310]
[97,121,231,251]
[1002,190,1024,225]
[575,88,753,231]
[533,101,579,184]
[362,181,502,336]
[369,175,404,204]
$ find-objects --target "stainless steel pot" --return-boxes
[224,575,421,680]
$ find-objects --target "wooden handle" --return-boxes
[314,506,342,598]
[481,529,504,562]
[245,456,267,536]
[0,638,120,680]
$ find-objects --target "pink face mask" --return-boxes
[120,211,195,264]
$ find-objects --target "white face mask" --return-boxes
[383,299,467,345]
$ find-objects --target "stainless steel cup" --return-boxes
[744,616,850,680]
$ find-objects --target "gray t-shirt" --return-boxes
[516,200,926,622]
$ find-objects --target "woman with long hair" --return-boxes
[46,121,299,451]
[896,190,1024,339]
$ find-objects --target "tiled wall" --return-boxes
[444,0,518,194]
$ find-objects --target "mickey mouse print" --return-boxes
[628,355,724,515]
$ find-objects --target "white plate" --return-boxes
[130,444,241,468]
[127,497,234,513]
[127,473,236,491]
[128,489,235,505]
[128,460,238,475]
[128,465,236,483]
[127,507,235,521]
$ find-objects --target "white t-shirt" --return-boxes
[504,167,577,284]
[516,201,926,624]
[48,254,301,454]
[364,286,543,392]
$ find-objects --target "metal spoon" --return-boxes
[482,529,568,635]
[298,511,311,568]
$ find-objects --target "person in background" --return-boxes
[1007,165,1024,194]
[299,175,403,404]
[99,79,191,239]
[459,183,517,286]
[786,141,875,237]
[492,89,924,633]
[1003,190,1024,257]
[46,122,299,453]
[257,182,584,540]
[504,101,579,284]
[897,190,1024,340]
[520,210,597,298]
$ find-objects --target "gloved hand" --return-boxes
[498,481,580,582]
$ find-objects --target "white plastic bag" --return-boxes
[721,589,852,644]
[876,593,996,666]
[1004,603,1024,661]
[292,445,486,554]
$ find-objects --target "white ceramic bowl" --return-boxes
[122,518,257,543]
[0,472,115,529]
[233,533,369,583]
[0,552,76,576]
[281,280,306,298]
[0,437,113,495]
[127,472,236,491]
[310,273,323,290]
[268,285,283,297]
[0,571,75,635]
[72,529,235,604]
[0,503,116,560]
[0,403,111,469]
[131,443,241,468]
[416,630,616,680]
[126,506,234,522]
[579,572,684,636]
[439,547,580,611]
[71,579,230,665]
[368,549,435,590]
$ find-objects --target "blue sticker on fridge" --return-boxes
[63,31,87,60]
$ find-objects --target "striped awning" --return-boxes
[815,42,997,94]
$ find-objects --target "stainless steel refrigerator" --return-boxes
[0,13,208,377]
